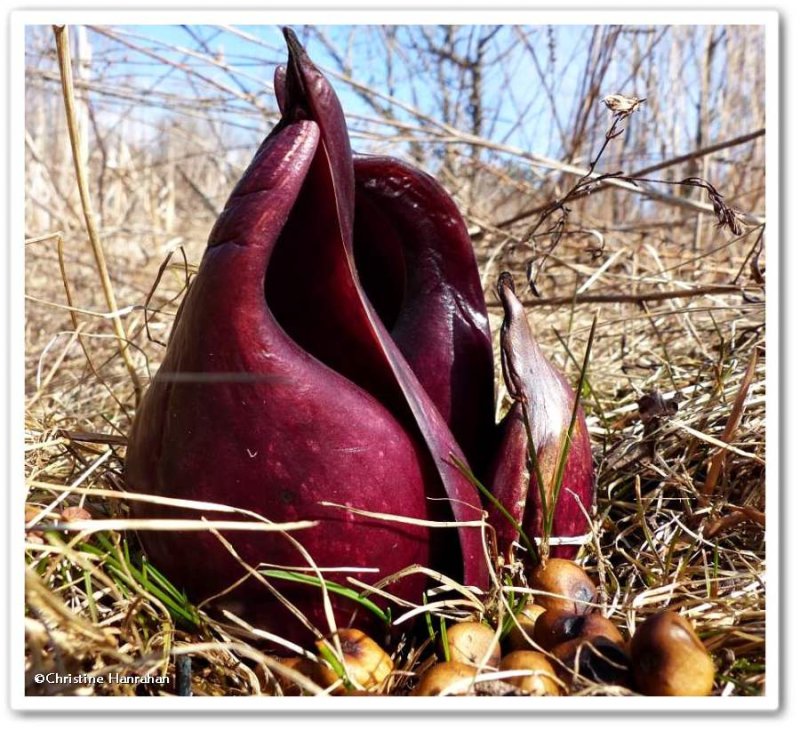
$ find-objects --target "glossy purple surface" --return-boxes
[353,156,495,474]
[126,29,492,646]
[488,274,596,561]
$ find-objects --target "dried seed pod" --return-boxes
[630,611,715,696]
[314,629,394,693]
[551,636,632,688]
[444,622,501,668]
[506,600,546,651]
[530,558,596,614]
[499,651,561,696]
[534,610,623,651]
[413,661,478,696]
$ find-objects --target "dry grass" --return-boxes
[24,23,766,698]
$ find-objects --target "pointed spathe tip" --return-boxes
[497,271,525,321]
[282,26,299,47]
[282,26,309,68]
[497,271,515,299]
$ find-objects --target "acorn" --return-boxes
[269,655,319,696]
[499,651,561,696]
[530,558,596,614]
[413,661,478,696]
[534,610,623,651]
[630,611,715,696]
[506,600,547,651]
[445,622,501,668]
[314,629,394,693]
[551,636,632,688]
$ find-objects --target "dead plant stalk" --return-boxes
[52,25,142,403]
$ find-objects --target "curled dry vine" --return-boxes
[524,98,745,296]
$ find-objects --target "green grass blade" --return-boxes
[260,569,390,624]
[449,454,539,565]
[544,313,597,547]
[439,615,450,662]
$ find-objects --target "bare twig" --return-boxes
[489,284,745,308]
[499,128,765,228]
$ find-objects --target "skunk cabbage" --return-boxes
[488,273,595,561]
[353,156,496,474]
[126,29,492,645]
[127,29,595,647]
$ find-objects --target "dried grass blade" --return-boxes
[701,347,760,498]
[52,25,142,402]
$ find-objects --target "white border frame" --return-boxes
[7,6,780,715]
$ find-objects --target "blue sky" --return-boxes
[104,24,600,154]
[26,23,763,176]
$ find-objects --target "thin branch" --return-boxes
[500,128,765,227]
[489,284,747,309]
